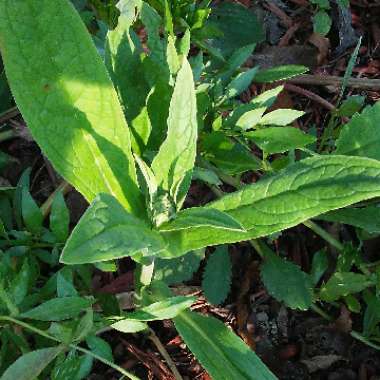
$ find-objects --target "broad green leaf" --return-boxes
[202,246,232,305]
[253,65,308,83]
[335,102,380,160]
[86,335,113,363]
[50,191,70,243]
[0,0,143,216]
[225,67,258,99]
[320,272,374,302]
[21,187,43,235]
[0,347,62,380]
[151,58,197,208]
[111,320,148,333]
[105,0,151,155]
[207,3,264,57]
[153,249,205,285]
[313,10,332,36]
[246,127,316,154]
[261,248,313,310]
[60,193,167,265]
[159,207,245,232]
[174,311,276,380]
[318,206,380,234]
[21,297,93,321]
[160,155,380,257]
[119,296,195,321]
[259,109,305,126]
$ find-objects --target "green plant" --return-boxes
[311,0,349,36]
[1,0,380,378]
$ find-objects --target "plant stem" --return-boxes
[148,328,184,380]
[0,316,141,380]
[311,303,333,321]
[303,220,344,251]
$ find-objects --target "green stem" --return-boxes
[303,220,344,251]
[311,303,333,321]
[0,316,141,380]
[350,331,380,351]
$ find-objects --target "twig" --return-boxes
[303,220,344,251]
[148,328,184,380]
[288,74,380,90]
[40,181,71,218]
[284,83,336,111]
[0,106,19,124]
[263,1,293,28]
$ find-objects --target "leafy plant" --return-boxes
[1,0,380,378]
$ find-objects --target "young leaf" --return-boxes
[202,246,232,305]
[119,296,195,321]
[174,311,276,380]
[320,272,374,302]
[318,206,380,234]
[160,155,380,258]
[259,109,305,126]
[253,65,308,83]
[261,248,313,310]
[151,58,197,208]
[60,193,167,265]
[0,347,62,380]
[111,320,148,333]
[0,0,144,216]
[236,107,267,130]
[335,102,380,160]
[21,297,93,321]
[158,207,245,232]
[21,187,43,235]
[246,127,316,154]
[313,10,332,36]
[50,191,70,243]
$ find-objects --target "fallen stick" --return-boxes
[288,74,380,90]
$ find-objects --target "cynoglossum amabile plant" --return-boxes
[1,1,380,379]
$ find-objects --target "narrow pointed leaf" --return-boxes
[151,58,197,207]
[174,311,276,380]
[0,0,143,215]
